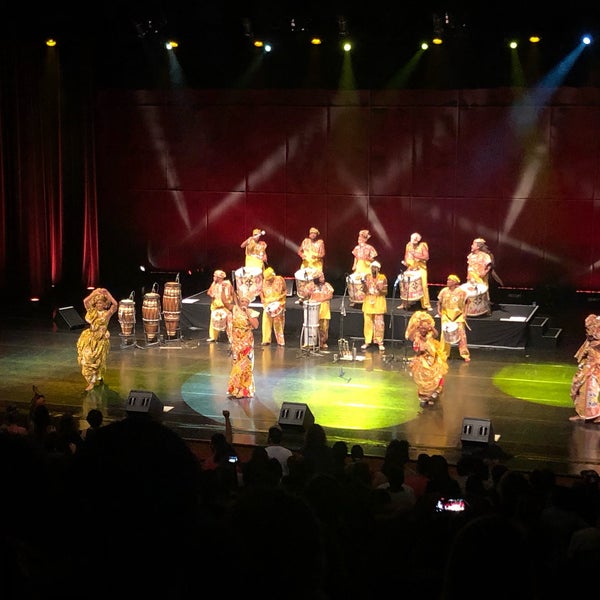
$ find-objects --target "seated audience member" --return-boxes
[264,425,293,478]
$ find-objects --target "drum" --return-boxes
[142,292,161,341]
[400,270,424,302]
[211,308,228,332]
[295,268,318,299]
[442,321,460,345]
[235,266,263,302]
[118,299,135,336]
[162,281,181,313]
[265,301,284,318]
[461,282,490,317]
[347,273,366,303]
[302,301,320,346]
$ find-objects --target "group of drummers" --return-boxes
[205,226,496,354]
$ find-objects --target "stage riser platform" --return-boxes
[181,295,538,350]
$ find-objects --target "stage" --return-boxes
[1,288,596,478]
[181,291,541,350]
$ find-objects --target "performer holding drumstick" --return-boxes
[398,232,432,311]
[259,267,287,347]
[437,274,471,362]
[241,228,268,271]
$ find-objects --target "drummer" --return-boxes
[259,267,287,346]
[241,228,268,271]
[297,227,325,272]
[304,271,335,350]
[466,237,493,309]
[351,229,378,276]
[398,232,432,311]
[206,269,234,343]
[436,274,470,362]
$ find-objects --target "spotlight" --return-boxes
[165,40,178,50]
[310,37,322,45]
[529,35,541,43]
[421,42,429,50]
[508,40,518,49]
[342,41,352,52]
[582,35,592,45]
[45,38,57,47]
[432,37,443,45]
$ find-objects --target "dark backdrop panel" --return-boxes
[286,107,329,194]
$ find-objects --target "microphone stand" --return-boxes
[336,276,353,361]
[395,272,410,367]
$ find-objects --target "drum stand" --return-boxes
[386,276,410,368]
[119,331,136,350]
[334,281,361,362]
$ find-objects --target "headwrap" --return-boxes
[448,274,460,283]
[214,270,226,279]
[474,237,486,245]
[263,267,275,278]
[359,229,371,240]
[309,227,320,235]
[252,228,263,235]
[371,261,381,268]
[411,232,422,242]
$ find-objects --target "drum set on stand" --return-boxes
[116,275,183,349]
[294,267,322,356]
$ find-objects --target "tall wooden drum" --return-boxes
[118,299,136,336]
[142,292,161,341]
[163,281,182,337]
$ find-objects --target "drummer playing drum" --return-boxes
[303,271,335,349]
[206,269,234,343]
[241,228,268,271]
[297,227,325,272]
[436,274,471,362]
[398,232,433,311]
[260,267,287,346]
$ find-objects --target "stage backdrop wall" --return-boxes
[95,87,600,299]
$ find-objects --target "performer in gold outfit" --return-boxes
[222,289,260,399]
[360,261,388,351]
[76,287,118,391]
[260,267,287,346]
[351,229,378,276]
[437,274,471,362]
[297,227,325,272]
[398,232,432,311]
[570,313,600,422]
[241,228,268,271]
[206,269,234,343]
[405,310,448,407]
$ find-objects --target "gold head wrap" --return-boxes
[359,229,371,240]
[214,270,226,279]
[448,274,461,283]
[309,227,320,235]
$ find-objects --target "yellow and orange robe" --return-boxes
[405,311,448,403]
[352,242,378,276]
[228,304,260,399]
[260,275,287,345]
[76,308,112,389]
[207,279,233,342]
[466,249,492,287]
[570,314,600,420]
[437,285,470,361]
[298,237,325,272]
[361,273,388,345]
[404,240,431,310]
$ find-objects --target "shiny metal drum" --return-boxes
[302,301,321,347]
[400,270,424,302]
[461,282,490,317]
[265,301,284,318]
[347,273,366,303]
[442,321,460,345]
[235,266,263,302]
[295,268,319,299]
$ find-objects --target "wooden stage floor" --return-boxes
[3,293,600,477]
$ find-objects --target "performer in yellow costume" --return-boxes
[360,261,387,351]
[351,229,378,276]
[241,228,268,271]
[570,313,600,422]
[437,274,471,362]
[297,227,325,272]
[304,271,335,349]
[260,267,287,346]
[399,232,432,311]
[206,269,234,343]
[76,287,118,391]
[405,310,448,407]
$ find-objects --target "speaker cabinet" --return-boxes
[460,417,494,444]
[278,402,314,431]
[55,306,86,330]
[126,390,164,420]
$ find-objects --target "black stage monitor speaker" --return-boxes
[460,417,494,445]
[56,306,86,330]
[278,402,315,431]
[126,390,164,420]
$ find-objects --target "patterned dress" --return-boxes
[298,237,325,272]
[362,273,388,345]
[570,314,600,421]
[76,308,112,389]
[228,304,260,398]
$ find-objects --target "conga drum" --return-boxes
[118,299,136,336]
[142,292,161,341]
[295,268,318,300]
[441,321,460,345]
[163,281,182,337]
[400,270,424,303]
[234,266,263,302]
[265,301,284,318]
[347,273,366,303]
